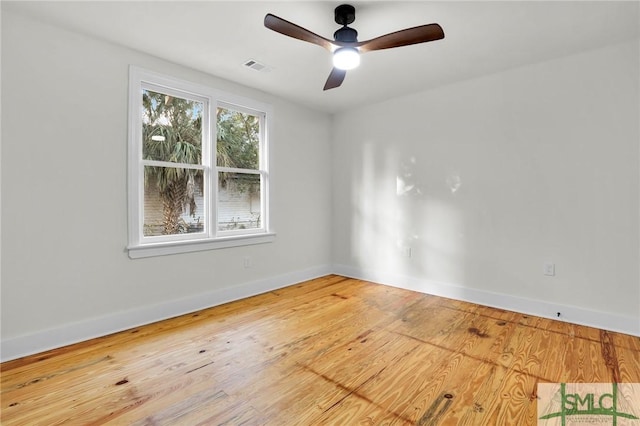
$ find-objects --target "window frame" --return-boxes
[127,66,274,259]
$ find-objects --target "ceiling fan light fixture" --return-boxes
[333,47,360,70]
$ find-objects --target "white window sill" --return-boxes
[127,233,276,259]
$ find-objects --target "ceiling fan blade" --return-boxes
[264,14,334,51]
[323,68,347,91]
[357,23,444,53]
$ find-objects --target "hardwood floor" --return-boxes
[2,275,639,425]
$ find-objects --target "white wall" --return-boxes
[2,9,639,362]
[332,40,640,335]
[1,11,333,359]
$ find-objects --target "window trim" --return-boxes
[127,66,274,258]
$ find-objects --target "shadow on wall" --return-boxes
[348,140,467,288]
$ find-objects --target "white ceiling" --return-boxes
[4,1,639,113]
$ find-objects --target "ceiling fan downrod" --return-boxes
[334,4,358,43]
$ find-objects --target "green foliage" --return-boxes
[216,107,259,170]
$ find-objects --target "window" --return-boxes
[128,67,274,258]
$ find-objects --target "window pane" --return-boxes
[216,107,259,169]
[142,89,203,164]
[144,166,205,236]
[218,173,261,231]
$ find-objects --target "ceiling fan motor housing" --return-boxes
[334,26,358,42]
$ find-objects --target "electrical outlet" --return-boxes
[543,262,555,276]
[243,256,252,269]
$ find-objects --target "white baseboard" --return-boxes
[333,264,640,338]
[3,264,637,362]
[0,265,332,362]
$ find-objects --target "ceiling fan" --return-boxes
[264,4,444,90]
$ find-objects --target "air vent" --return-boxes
[243,59,270,72]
